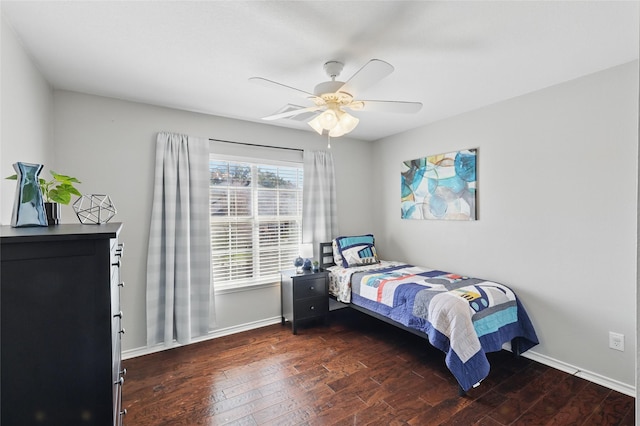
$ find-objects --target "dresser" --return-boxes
[280,270,329,334]
[0,223,125,425]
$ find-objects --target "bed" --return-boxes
[319,236,539,394]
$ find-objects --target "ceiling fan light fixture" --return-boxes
[318,109,338,129]
[328,112,359,137]
[328,127,345,138]
[308,115,324,135]
[308,107,359,137]
[309,82,363,137]
[308,109,338,134]
[339,112,359,133]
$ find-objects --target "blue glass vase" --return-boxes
[303,258,312,271]
[10,162,47,227]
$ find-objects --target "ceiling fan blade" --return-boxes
[338,59,394,95]
[355,100,423,114]
[249,77,318,99]
[262,105,323,121]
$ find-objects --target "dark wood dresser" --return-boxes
[1,223,125,425]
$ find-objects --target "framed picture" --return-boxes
[401,149,477,220]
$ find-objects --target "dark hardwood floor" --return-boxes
[122,309,635,425]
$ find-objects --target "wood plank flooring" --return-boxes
[122,309,635,425]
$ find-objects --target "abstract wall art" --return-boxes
[401,149,477,220]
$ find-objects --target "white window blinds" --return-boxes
[210,154,303,290]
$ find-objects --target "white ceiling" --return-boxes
[2,1,638,141]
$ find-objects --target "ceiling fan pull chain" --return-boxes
[327,134,331,149]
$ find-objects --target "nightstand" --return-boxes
[280,269,329,334]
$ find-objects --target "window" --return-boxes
[210,155,303,290]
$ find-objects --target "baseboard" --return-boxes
[122,316,282,360]
[521,350,636,397]
[123,319,636,398]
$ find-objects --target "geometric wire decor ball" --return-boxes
[72,194,117,224]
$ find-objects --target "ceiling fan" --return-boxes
[249,59,423,138]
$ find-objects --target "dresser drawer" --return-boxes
[293,296,329,320]
[113,383,123,426]
[293,276,327,299]
[112,315,122,360]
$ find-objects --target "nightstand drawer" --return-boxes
[293,277,327,299]
[294,297,329,320]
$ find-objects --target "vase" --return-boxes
[45,202,61,225]
[303,258,312,271]
[294,256,304,274]
[10,162,47,227]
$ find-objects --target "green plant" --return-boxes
[6,170,81,204]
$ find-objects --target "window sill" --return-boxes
[214,280,280,295]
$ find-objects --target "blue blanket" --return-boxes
[349,264,538,391]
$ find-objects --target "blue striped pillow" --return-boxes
[335,234,379,268]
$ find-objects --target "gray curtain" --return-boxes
[146,132,214,347]
[302,150,339,257]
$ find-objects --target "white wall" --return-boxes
[52,91,374,352]
[373,61,639,391]
[0,16,54,222]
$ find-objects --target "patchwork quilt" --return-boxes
[327,262,539,391]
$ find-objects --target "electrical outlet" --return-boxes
[609,332,625,351]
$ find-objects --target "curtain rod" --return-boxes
[209,138,303,153]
